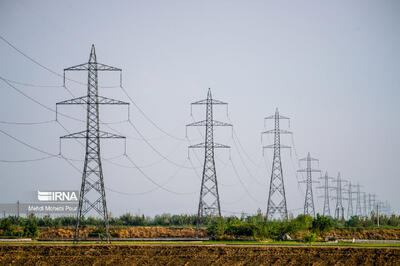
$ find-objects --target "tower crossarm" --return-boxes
[264,114,290,120]
[297,169,321,173]
[263,144,291,149]
[299,156,319,162]
[189,142,230,149]
[186,120,232,127]
[191,99,227,105]
[57,95,129,105]
[299,179,320,184]
[261,129,292,135]
[60,130,125,139]
[64,62,122,72]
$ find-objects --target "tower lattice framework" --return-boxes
[347,181,354,219]
[333,172,346,221]
[354,183,362,216]
[57,45,128,242]
[262,108,291,220]
[187,88,231,233]
[298,152,320,217]
[317,171,333,217]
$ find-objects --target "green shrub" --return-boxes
[303,232,316,245]
[207,217,227,238]
[23,219,39,239]
[312,214,333,234]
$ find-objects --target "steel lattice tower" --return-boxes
[369,194,376,214]
[346,181,354,219]
[333,172,346,221]
[298,152,320,217]
[57,45,128,242]
[187,88,231,233]
[362,192,367,217]
[261,108,291,220]
[354,183,362,216]
[317,172,333,217]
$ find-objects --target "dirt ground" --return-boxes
[1,244,399,265]
[325,228,400,240]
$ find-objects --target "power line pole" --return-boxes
[370,194,376,215]
[362,192,367,217]
[346,181,355,219]
[57,45,128,243]
[333,172,346,222]
[377,202,380,227]
[317,172,333,217]
[298,152,320,217]
[261,108,291,221]
[354,183,362,217]
[187,88,231,236]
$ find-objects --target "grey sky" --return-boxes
[0,0,399,217]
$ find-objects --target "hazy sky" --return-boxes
[0,0,399,217]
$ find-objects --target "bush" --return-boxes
[208,217,227,238]
[345,216,361,227]
[312,214,333,235]
[23,219,39,239]
[88,227,107,238]
[303,232,316,245]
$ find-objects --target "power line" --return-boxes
[0,114,192,197]
[127,120,197,169]
[0,77,63,88]
[229,157,264,205]
[120,85,186,141]
[125,155,196,195]
[0,119,55,125]
[0,127,57,156]
[0,35,119,88]
[0,155,57,163]
[0,77,130,125]
[231,134,265,186]
[0,76,84,123]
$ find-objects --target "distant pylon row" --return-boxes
[260,109,392,221]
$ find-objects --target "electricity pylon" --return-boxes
[261,108,291,220]
[346,181,355,219]
[298,152,320,217]
[354,183,363,217]
[333,172,347,222]
[187,88,232,235]
[369,193,376,215]
[317,171,333,217]
[57,45,128,242]
[362,192,367,217]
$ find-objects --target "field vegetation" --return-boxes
[1,212,399,241]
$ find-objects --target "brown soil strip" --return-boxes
[1,244,399,265]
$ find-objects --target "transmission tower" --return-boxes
[261,108,291,220]
[346,181,355,219]
[57,45,128,242]
[333,172,346,222]
[317,171,333,217]
[369,193,376,215]
[297,152,320,217]
[187,88,231,234]
[354,183,362,216]
[362,192,367,217]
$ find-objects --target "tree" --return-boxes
[23,219,39,239]
[312,214,333,235]
[208,217,227,239]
